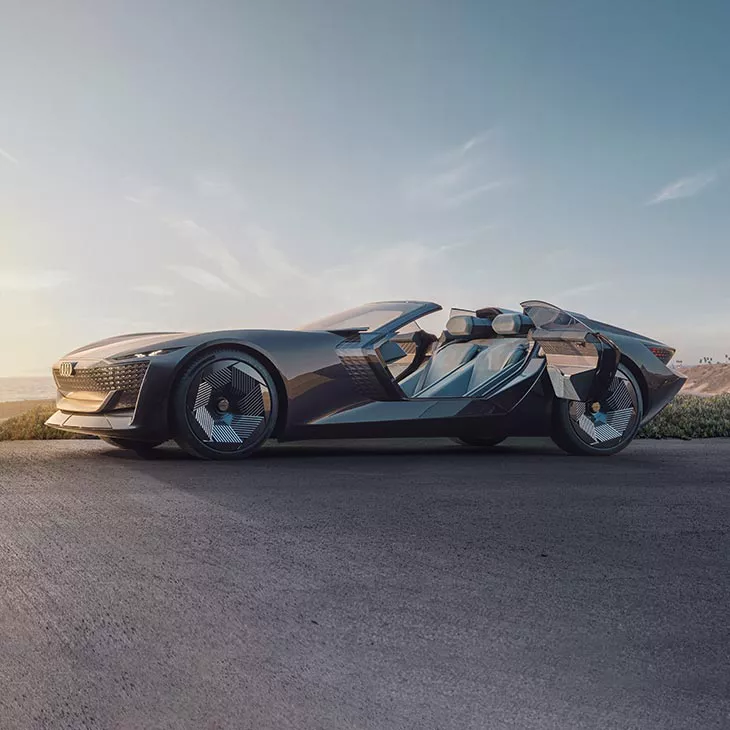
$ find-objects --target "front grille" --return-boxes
[53,361,149,410]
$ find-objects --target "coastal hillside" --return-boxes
[678,364,730,395]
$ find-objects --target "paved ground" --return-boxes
[0,437,728,730]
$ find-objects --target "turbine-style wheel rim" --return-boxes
[568,370,640,450]
[185,358,272,453]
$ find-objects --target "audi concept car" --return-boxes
[47,300,685,459]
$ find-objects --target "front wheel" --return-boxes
[551,364,643,456]
[170,349,279,460]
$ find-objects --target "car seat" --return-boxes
[400,315,494,397]
[407,312,533,398]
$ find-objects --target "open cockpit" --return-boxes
[398,310,534,398]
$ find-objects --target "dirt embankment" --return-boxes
[678,364,730,396]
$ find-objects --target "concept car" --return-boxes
[47,300,685,459]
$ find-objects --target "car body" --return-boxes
[46,300,685,458]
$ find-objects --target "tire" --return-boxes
[551,364,643,456]
[170,349,279,460]
[451,435,506,448]
[101,437,163,454]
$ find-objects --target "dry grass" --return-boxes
[0,404,87,441]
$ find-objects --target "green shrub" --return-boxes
[0,405,87,441]
[638,394,730,440]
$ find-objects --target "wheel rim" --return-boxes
[185,358,272,453]
[567,370,640,450]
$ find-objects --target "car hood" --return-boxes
[59,328,332,364]
[62,332,196,361]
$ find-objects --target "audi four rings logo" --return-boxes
[59,362,75,377]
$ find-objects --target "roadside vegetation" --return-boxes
[0,404,84,441]
[2,395,730,442]
[637,394,730,440]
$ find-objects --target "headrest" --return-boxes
[444,315,495,340]
[492,313,533,336]
[445,315,472,336]
[475,306,504,319]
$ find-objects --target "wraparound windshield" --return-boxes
[300,301,438,333]
[521,300,591,331]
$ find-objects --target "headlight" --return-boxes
[111,348,180,361]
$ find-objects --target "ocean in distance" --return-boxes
[0,376,56,402]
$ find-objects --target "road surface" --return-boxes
[0,438,728,729]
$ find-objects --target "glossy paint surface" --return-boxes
[45,301,685,444]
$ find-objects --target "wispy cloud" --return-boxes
[134,172,489,326]
[115,170,503,329]
[441,180,512,209]
[133,284,175,298]
[0,147,19,166]
[434,130,494,166]
[647,171,717,205]
[162,207,492,322]
[198,239,269,297]
[123,183,163,207]
[557,281,612,299]
[194,174,247,209]
[0,269,70,292]
[164,216,466,317]
[163,216,270,296]
[167,265,237,294]
[162,217,211,240]
[250,225,306,282]
[127,175,305,300]
[403,130,511,209]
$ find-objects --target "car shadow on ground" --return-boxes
[99,437,569,462]
[95,437,668,477]
[86,437,685,507]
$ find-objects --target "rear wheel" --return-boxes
[451,435,506,448]
[170,349,278,460]
[551,364,643,456]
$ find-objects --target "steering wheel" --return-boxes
[395,330,438,382]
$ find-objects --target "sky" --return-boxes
[1,0,729,376]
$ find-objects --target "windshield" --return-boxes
[300,301,437,333]
[521,300,590,331]
[448,307,475,318]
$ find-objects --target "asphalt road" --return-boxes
[0,437,728,730]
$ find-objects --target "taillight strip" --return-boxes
[646,345,675,364]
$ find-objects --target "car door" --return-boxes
[335,301,442,401]
[521,300,620,402]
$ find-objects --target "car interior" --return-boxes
[397,310,535,399]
